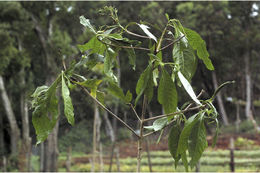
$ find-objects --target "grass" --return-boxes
[55,149,260,172]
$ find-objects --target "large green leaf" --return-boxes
[107,82,132,103]
[125,48,136,70]
[158,68,178,120]
[77,36,106,55]
[61,73,75,126]
[184,28,214,70]
[168,124,181,168]
[76,79,102,98]
[153,117,168,131]
[177,71,201,105]
[79,16,96,34]
[181,151,189,172]
[172,43,197,82]
[188,113,207,168]
[135,64,152,105]
[31,76,61,144]
[104,48,118,81]
[177,112,202,155]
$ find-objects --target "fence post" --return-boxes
[229,137,235,172]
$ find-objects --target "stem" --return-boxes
[73,81,140,138]
[143,105,204,122]
[129,103,141,122]
[143,89,205,123]
[159,35,185,52]
[137,95,147,172]
[97,37,150,51]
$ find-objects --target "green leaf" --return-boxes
[144,74,154,103]
[107,82,132,103]
[181,151,189,172]
[135,64,152,105]
[173,43,197,82]
[76,79,102,98]
[97,91,105,105]
[158,68,178,120]
[188,114,207,168]
[76,79,102,89]
[31,76,61,144]
[152,68,159,87]
[125,90,133,103]
[184,28,214,70]
[138,24,157,42]
[62,73,75,126]
[79,16,96,34]
[177,71,201,105]
[168,124,181,168]
[77,36,106,55]
[153,117,168,131]
[104,48,117,80]
[125,47,136,70]
[177,112,202,155]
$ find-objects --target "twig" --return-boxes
[143,89,205,123]
[159,35,185,52]
[97,38,150,51]
[143,105,204,123]
[137,95,147,172]
[73,82,140,138]
[129,103,141,122]
[124,29,150,39]
[143,116,178,138]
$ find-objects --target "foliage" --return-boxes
[30,6,228,171]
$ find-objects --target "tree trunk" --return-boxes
[212,71,229,125]
[244,44,251,119]
[29,11,60,172]
[44,122,59,172]
[92,102,98,172]
[103,111,115,172]
[0,114,4,156]
[18,38,32,171]
[0,76,20,155]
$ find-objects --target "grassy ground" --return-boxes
[52,149,260,172]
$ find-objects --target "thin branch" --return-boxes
[143,89,205,123]
[97,38,150,51]
[73,82,140,138]
[129,103,141,122]
[143,105,204,123]
[143,117,178,138]
[159,35,185,52]
[124,29,150,39]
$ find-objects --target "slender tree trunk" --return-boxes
[18,38,32,171]
[103,111,115,172]
[92,102,98,172]
[235,102,241,133]
[29,11,60,172]
[244,44,251,119]
[212,71,229,125]
[0,114,4,156]
[95,103,103,172]
[65,146,71,172]
[0,76,20,155]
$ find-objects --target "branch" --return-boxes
[143,105,204,123]
[159,35,185,52]
[97,38,150,51]
[73,81,140,138]
[124,29,150,39]
[128,103,141,122]
[143,116,178,138]
[143,89,205,122]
